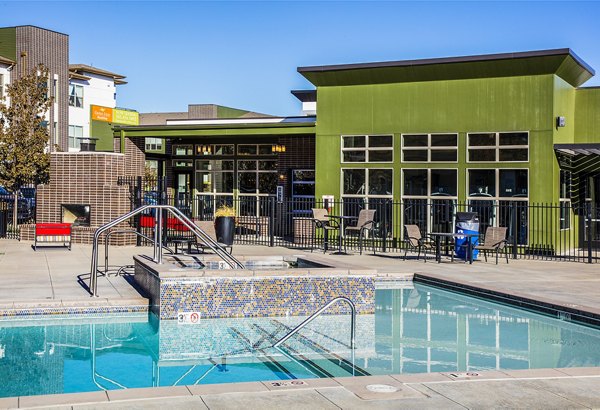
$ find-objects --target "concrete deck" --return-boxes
[1,238,600,408]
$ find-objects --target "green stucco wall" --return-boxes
[315,74,557,203]
[575,87,600,143]
[0,27,16,61]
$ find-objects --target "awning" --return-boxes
[554,143,600,210]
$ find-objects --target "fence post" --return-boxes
[135,176,143,246]
[269,196,275,247]
[381,201,388,253]
[512,201,518,260]
[588,202,593,264]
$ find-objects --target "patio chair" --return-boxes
[192,220,233,254]
[403,224,434,262]
[310,208,339,253]
[344,209,376,254]
[475,226,509,264]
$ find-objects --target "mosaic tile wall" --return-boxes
[134,262,375,320]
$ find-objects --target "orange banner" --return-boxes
[91,105,113,122]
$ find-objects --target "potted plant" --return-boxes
[214,205,236,245]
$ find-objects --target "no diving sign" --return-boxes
[178,311,202,324]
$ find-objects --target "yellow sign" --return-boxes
[91,105,113,122]
[91,105,139,126]
[113,109,139,126]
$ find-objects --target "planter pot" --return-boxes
[215,216,235,245]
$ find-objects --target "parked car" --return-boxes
[0,186,31,223]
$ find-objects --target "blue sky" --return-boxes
[2,1,600,116]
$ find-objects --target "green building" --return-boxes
[116,48,600,252]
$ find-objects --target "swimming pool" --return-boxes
[2,282,600,398]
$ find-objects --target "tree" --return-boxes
[0,64,53,227]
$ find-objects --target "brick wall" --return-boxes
[28,151,143,245]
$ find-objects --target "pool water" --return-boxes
[2,283,600,398]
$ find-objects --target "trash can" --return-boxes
[455,212,479,260]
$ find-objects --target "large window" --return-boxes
[467,168,528,244]
[342,168,393,230]
[0,74,4,98]
[468,132,528,162]
[402,133,458,162]
[341,135,393,163]
[68,84,83,108]
[195,160,234,194]
[68,125,83,149]
[560,170,571,230]
[402,169,458,233]
[145,138,163,151]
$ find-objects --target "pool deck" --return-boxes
[1,238,600,408]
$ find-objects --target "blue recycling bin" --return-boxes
[455,212,479,260]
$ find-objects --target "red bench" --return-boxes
[34,223,72,251]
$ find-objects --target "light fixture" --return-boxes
[556,116,566,128]
[271,144,286,153]
[198,144,212,155]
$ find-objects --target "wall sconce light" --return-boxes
[198,144,212,155]
[556,116,566,128]
[271,144,286,153]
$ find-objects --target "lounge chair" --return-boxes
[475,226,508,264]
[344,209,375,254]
[192,220,233,254]
[311,208,339,252]
[403,224,434,262]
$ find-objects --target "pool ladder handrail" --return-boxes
[273,296,356,350]
[90,204,245,296]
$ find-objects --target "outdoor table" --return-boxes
[327,215,356,255]
[171,238,193,254]
[428,232,480,264]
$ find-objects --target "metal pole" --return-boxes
[512,201,518,260]
[269,196,275,247]
[157,208,163,264]
[588,202,593,264]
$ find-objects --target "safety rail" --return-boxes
[273,296,356,349]
[103,228,174,274]
[90,204,245,296]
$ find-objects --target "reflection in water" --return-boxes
[2,284,600,398]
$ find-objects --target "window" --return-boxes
[0,73,4,98]
[238,160,277,194]
[238,144,274,156]
[173,145,193,156]
[195,160,234,193]
[467,168,529,244]
[145,138,163,151]
[68,125,83,149]
[342,135,393,163]
[402,133,458,162]
[559,170,571,230]
[68,84,83,108]
[402,169,458,234]
[468,132,528,162]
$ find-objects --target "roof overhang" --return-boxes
[0,55,15,66]
[299,49,595,88]
[69,64,126,81]
[554,143,600,156]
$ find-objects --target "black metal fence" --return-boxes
[120,186,599,263]
[2,175,598,264]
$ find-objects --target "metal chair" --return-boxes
[344,209,376,254]
[192,220,233,254]
[475,226,509,264]
[403,224,434,262]
[311,208,338,253]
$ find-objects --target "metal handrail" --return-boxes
[103,228,174,274]
[90,205,245,296]
[273,296,356,349]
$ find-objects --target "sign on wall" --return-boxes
[91,105,113,122]
[91,105,139,126]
